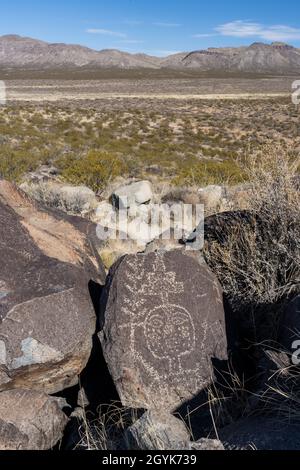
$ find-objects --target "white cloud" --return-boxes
[192,33,216,38]
[153,22,181,27]
[86,28,127,38]
[215,20,300,41]
[116,39,145,44]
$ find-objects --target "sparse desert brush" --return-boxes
[0,99,299,192]
[22,182,95,215]
[203,349,300,436]
[172,159,245,187]
[204,144,300,320]
[260,359,300,423]
[58,150,127,193]
[0,147,41,181]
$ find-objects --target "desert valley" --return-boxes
[0,27,300,454]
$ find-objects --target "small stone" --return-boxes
[190,438,224,450]
[125,410,190,450]
[112,181,153,209]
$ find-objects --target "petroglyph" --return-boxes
[100,251,228,410]
[120,253,197,376]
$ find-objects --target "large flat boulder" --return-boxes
[0,180,105,393]
[0,179,105,282]
[99,251,227,411]
[0,389,68,450]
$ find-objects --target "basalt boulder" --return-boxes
[124,410,190,450]
[0,180,105,394]
[0,389,68,450]
[99,250,228,411]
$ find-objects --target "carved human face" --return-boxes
[144,305,195,361]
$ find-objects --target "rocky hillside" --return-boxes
[1,34,300,73]
[0,155,299,450]
[162,42,300,73]
[0,34,161,69]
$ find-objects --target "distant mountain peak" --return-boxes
[249,42,269,48]
[0,34,299,74]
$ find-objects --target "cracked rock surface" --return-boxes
[0,180,105,393]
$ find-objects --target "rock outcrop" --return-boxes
[99,250,227,411]
[190,439,224,450]
[0,389,68,450]
[0,180,105,394]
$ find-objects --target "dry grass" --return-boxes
[21,182,94,214]
[204,144,300,317]
[75,403,190,450]
[202,145,300,444]
[75,403,141,450]
[195,349,300,445]
[78,144,300,450]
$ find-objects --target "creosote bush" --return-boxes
[172,159,245,187]
[58,150,126,193]
[2,99,297,191]
[0,148,41,181]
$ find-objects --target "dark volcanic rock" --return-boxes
[99,250,227,411]
[278,295,300,357]
[0,180,105,393]
[0,389,68,450]
[125,410,190,450]
[220,416,300,450]
[125,410,225,450]
[185,210,255,249]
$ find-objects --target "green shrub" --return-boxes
[58,150,126,192]
[0,147,40,181]
[172,160,245,186]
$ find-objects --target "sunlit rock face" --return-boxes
[0,179,105,394]
[99,250,227,412]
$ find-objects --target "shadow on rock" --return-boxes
[174,356,239,441]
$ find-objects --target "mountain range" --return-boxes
[1,34,300,74]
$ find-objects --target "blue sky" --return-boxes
[1,0,300,56]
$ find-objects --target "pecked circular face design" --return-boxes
[144,304,196,362]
